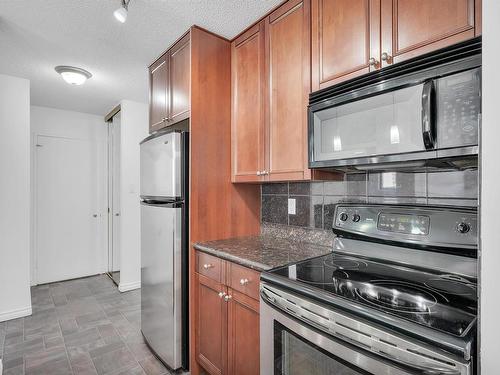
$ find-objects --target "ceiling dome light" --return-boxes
[114,0,131,23]
[54,66,92,86]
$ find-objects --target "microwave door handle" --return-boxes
[422,80,436,150]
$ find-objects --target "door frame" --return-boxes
[105,108,121,286]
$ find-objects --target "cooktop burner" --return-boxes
[270,252,477,337]
[323,256,368,270]
[355,280,439,313]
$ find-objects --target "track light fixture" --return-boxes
[114,0,131,23]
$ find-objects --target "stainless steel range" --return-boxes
[260,204,477,375]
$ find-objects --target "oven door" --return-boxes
[260,290,466,375]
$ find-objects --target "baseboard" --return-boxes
[0,305,32,322]
[118,280,141,293]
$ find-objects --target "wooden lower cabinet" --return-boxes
[227,290,260,375]
[195,253,260,375]
[196,274,227,375]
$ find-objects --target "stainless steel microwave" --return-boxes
[308,39,481,171]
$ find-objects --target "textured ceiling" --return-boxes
[0,0,281,115]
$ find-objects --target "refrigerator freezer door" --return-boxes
[140,132,182,200]
[141,202,182,369]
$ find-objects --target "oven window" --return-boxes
[273,322,370,375]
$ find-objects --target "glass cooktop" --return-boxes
[270,252,477,337]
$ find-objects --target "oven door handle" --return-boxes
[379,353,460,375]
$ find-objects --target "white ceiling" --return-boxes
[0,0,281,115]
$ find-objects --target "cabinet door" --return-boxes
[267,0,311,181]
[312,0,380,90]
[170,34,191,124]
[227,289,260,375]
[149,54,169,133]
[196,273,227,375]
[381,0,476,67]
[231,22,266,183]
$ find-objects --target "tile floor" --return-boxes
[0,275,173,375]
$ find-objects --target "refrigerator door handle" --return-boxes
[140,201,182,209]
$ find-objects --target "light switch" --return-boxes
[288,198,296,215]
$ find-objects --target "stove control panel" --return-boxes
[334,204,477,250]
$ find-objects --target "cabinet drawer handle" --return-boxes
[224,294,232,302]
[239,278,249,286]
[381,52,392,63]
[218,291,226,298]
[203,263,214,270]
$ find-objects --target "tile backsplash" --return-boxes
[261,170,478,231]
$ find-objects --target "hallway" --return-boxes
[0,275,170,375]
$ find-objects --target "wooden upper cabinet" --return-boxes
[149,54,169,132]
[170,34,191,123]
[381,0,477,67]
[231,22,266,183]
[227,290,260,375]
[311,0,480,89]
[196,274,227,375]
[148,32,191,133]
[312,0,380,90]
[267,0,311,181]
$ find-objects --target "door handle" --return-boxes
[422,80,436,150]
[92,214,98,218]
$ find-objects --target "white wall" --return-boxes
[480,1,500,372]
[0,75,32,321]
[118,100,148,292]
[30,106,107,284]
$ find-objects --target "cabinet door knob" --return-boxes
[368,57,379,66]
[224,294,232,302]
[381,52,391,62]
[239,278,249,286]
[218,291,225,298]
[203,263,214,270]
[256,171,261,176]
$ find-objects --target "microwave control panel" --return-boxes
[436,68,481,148]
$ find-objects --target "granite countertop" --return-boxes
[193,235,332,272]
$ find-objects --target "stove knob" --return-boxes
[352,214,361,222]
[456,222,470,234]
[339,213,348,222]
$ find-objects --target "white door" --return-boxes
[35,135,105,284]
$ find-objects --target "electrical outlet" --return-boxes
[288,198,296,215]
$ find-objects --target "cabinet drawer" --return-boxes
[228,262,260,300]
[196,252,223,282]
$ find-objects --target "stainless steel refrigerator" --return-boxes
[140,128,188,371]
